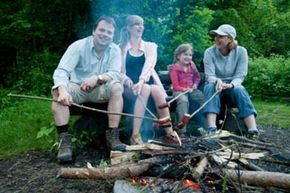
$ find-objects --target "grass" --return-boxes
[0,99,55,159]
[0,96,289,159]
[253,98,290,129]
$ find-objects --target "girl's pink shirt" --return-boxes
[169,62,201,92]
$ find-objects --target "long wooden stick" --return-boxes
[158,89,191,109]
[137,94,157,119]
[8,93,158,122]
[177,90,220,128]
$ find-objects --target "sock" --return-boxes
[56,124,69,134]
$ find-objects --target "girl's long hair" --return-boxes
[119,15,144,51]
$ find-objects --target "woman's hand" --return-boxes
[132,80,145,95]
[124,77,134,88]
[222,83,234,90]
[215,79,223,91]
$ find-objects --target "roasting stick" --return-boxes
[158,89,192,109]
[177,90,220,129]
[8,93,159,122]
[137,94,158,119]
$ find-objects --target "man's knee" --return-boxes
[110,82,123,98]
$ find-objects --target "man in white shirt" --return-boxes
[52,16,125,162]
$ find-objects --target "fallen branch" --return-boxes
[110,151,141,165]
[238,158,265,171]
[206,130,277,147]
[224,169,290,189]
[58,162,152,179]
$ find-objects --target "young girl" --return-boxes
[169,44,205,136]
[120,15,179,144]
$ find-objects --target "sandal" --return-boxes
[165,131,182,146]
[130,134,143,145]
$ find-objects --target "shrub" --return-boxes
[9,50,59,96]
[245,55,290,98]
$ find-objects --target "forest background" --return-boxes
[0,0,289,99]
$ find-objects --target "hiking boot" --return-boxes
[105,129,127,151]
[57,132,72,163]
[130,134,143,145]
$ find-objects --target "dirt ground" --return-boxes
[1,125,290,193]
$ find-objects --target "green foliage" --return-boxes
[245,55,290,97]
[209,0,290,57]
[0,0,289,96]
[6,50,59,96]
[36,122,56,150]
[0,95,53,158]
[170,7,214,65]
[71,130,98,150]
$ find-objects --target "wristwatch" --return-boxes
[97,75,104,84]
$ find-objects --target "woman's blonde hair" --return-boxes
[173,43,193,63]
[119,15,144,50]
[228,37,238,50]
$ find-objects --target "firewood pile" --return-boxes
[58,130,290,193]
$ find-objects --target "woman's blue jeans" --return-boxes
[203,83,257,118]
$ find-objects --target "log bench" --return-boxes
[69,71,248,144]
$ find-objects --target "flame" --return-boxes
[182,179,201,190]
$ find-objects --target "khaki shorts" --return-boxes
[66,80,121,104]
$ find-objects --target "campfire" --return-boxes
[58,130,290,192]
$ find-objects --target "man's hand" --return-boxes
[80,75,98,92]
[57,86,73,106]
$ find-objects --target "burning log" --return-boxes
[224,169,290,189]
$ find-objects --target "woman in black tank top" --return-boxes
[120,15,179,145]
